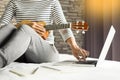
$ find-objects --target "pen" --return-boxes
[9,70,25,77]
[31,67,39,74]
[41,66,61,71]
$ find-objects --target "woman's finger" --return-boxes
[79,49,86,61]
[33,27,45,32]
[83,49,89,57]
[35,30,45,36]
[32,22,45,31]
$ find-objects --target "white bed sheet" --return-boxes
[0,54,120,80]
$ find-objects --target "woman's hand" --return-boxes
[31,22,46,37]
[66,37,89,61]
[71,44,89,61]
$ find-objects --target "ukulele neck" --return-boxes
[45,23,71,30]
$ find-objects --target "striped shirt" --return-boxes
[0,0,74,43]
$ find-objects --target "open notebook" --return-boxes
[53,25,116,67]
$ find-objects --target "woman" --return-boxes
[0,0,89,68]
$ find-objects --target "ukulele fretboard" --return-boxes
[45,23,71,30]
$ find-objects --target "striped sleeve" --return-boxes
[52,0,75,42]
[0,0,16,26]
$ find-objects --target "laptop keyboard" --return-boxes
[75,60,97,66]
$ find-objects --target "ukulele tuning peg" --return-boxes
[82,21,85,25]
[76,19,81,25]
[76,30,80,34]
[76,30,85,34]
[82,31,85,34]
[76,21,80,25]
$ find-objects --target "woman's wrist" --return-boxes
[66,37,79,49]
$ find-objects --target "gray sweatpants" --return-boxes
[0,24,59,68]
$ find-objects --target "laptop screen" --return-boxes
[96,25,116,67]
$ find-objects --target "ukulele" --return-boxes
[15,20,89,39]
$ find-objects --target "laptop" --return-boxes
[53,25,116,67]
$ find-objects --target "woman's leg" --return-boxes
[0,25,31,68]
[21,25,59,63]
[0,23,16,47]
[0,24,59,68]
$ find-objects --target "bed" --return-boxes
[0,54,120,80]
